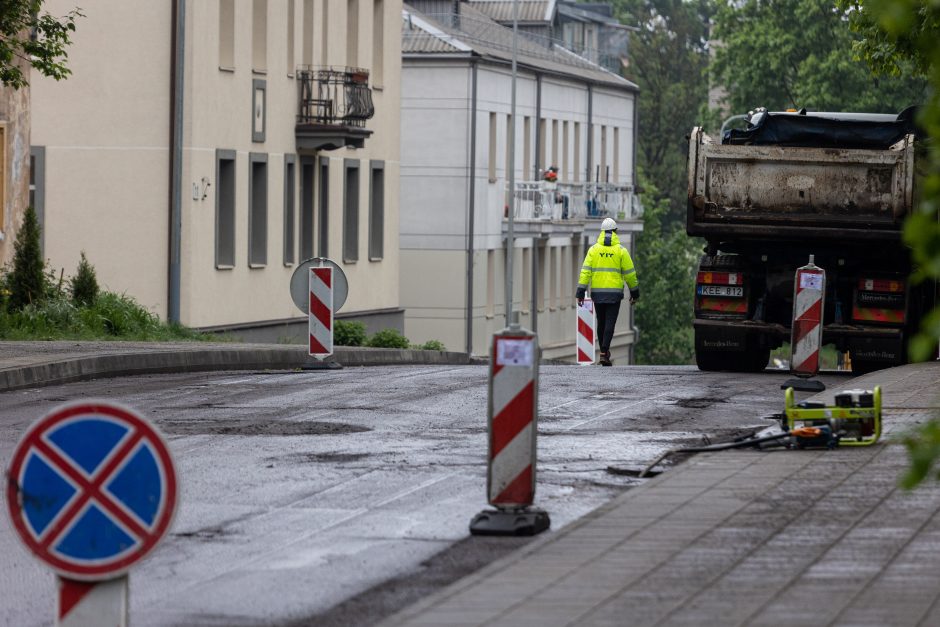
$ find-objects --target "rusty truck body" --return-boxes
[686,108,936,373]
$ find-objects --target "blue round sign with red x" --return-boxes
[5,401,178,580]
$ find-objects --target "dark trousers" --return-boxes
[595,301,621,353]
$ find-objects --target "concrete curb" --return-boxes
[0,345,473,393]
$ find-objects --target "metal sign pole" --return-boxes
[504,0,518,327]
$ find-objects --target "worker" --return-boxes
[575,218,639,366]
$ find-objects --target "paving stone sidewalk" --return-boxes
[383,362,940,627]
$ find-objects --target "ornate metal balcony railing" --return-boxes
[296,66,375,128]
[508,181,641,221]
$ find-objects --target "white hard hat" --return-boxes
[601,218,618,231]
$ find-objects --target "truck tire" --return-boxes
[695,349,732,371]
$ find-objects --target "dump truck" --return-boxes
[686,108,937,373]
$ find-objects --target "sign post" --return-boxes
[290,257,348,370]
[784,255,826,391]
[470,322,550,536]
[5,401,178,626]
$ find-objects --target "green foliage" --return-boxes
[633,172,698,365]
[846,0,940,489]
[899,420,940,489]
[0,2,83,89]
[70,251,99,307]
[334,320,367,346]
[7,206,47,311]
[614,0,713,223]
[0,290,210,341]
[416,339,446,351]
[711,0,926,115]
[367,328,411,349]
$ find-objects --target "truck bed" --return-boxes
[686,128,916,242]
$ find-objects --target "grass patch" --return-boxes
[0,291,217,342]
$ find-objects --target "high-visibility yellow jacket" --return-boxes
[577,231,638,304]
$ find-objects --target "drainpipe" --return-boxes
[632,92,638,191]
[168,0,185,323]
[465,61,478,354]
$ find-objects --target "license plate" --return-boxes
[697,285,743,297]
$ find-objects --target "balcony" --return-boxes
[504,181,641,236]
[295,66,375,152]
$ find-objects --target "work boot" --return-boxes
[599,351,612,367]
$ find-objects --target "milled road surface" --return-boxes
[0,365,845,626]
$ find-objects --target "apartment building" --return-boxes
[401,0,641,361]
[30,0,402,339]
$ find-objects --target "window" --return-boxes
[369,160,384,260]
[215,149,236,268]
[320,0,330,65]
[488,112,497,183]
[302,0,314,66]
[537,243,546,311]
[319,157,330,256]
[505,115,512,181]
[523,117,531,180]
[538,118,546,174]
[343,159,360,262]
[219,0,235,69]
[252,79,266,142]
[549,246,557,309]
[372,0,385,85]
[30,147,46,253]
[551,119,559,170]
[300,157,315,260]
[346,0,358,68]
[574,122,581,182]
[521,247,530,313]
[286,0,295,75]
[252,0,267,73]
[562,121,569,181]
[283,154,296,265]
[249,153,268,267]
[600,125,608,181]
[613,127,620,183]
[486,249,495,317]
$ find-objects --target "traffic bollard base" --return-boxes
[469,507,551,536]
[302,359,343,370]
[781,377,825,392]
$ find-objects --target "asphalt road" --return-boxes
[0,365,847,626]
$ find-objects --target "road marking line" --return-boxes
[562,391,675,431]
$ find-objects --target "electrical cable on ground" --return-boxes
[638,430,791,478]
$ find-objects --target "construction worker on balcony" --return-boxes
[575,218,639,366]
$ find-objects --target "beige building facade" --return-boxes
[30,0,402,338]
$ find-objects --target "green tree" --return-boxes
[633,171,698,364]
[70,251,99,307]
[711,0,926,115]
[606,1,714,363]
[844,0,940,489]
[7,205,46,311]
[0,1,82,88]
[615,0,714,222]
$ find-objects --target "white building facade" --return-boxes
[30,0,402,339]
[401,1,641,361]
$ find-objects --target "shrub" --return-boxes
[334,320,367,346]
[416,339,446,351]
[71,252,100,307]
[366,328,410,349]
[7,206,47,311]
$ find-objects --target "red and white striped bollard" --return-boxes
[576,298,596,365]
[470,324,550,535]
[785,255,826,391]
